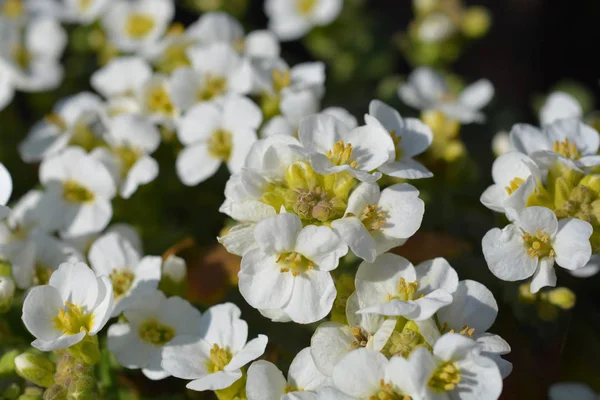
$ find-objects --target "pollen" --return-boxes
[109,269,135,299]
[125,13,156,39]
[327,140,358,168]
[522,230,555,259]
[277,251,314,276]
[552,138,581,160]
[197,75,228,101]
[504,177,525,195]
[53,302,94,336]
[207,129,233,161]
[361,204,386,232]
[63,180,95,203]
[368,379,410,400]
[350,326,369,348]
[138,318,175,346]
[388,278,420,302]
[146,85,175,116]
[206,344,233,373]
[296,0,317,15]
[428,361,461,392]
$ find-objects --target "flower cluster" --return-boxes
[481,93,600,291]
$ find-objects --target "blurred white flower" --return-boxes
[398,67,494,124]
[549,383,598,400]
[238,213,347,324]
[176,94,262,185]
[417,12,456,43]
[0,162,12,217]
[265,0,343,41]
[482,206,593,292]
[162,302,268,391]
[247,347,329,400]
[162,254,186,283]
[540,91,582,126]
[37,146,116,236]
[89,230,162,316]
[108,289,202,380]
[491,131,512,156]
[22,261,114,351]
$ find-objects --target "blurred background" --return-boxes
[2,0,600,398]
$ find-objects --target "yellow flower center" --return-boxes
[206,344,233,373]
[277,252,314,277]
[272,69,291,93]
[327,140,358,168]
[207,129,233,161]
[34,264,53,286]
[428,361,461,392]
[197,75,228,101]
[382,320,429,358]
[53,302,94,335]
[522,230,555,259]
[146,85,175,116]
[125,13,156,39]
[552,138,581,160]
[138,318,175,346]
[2,0,23,18]
[114,146,141,178]
[70,120,103,151]
[11,45,30,69]
[296,0,317,15]
[350,326,369,348]
[360,204,386,232]
[504,177,524,195]
[388,278,421,302]
[157,41,192,73]
[78,0,93,11]
[109,269,135,299]
[63,180,95,203]
[439,322,475,337]
[369,379,410,400]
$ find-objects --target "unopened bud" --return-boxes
[518,283,537,304]
[0,276,15,313]
[43,385,67,400]
[580,175,600,196]
[67,375,95,400]
[285,161,319,190]
[461,6,491,38]
[3,382,21,400]
[14,353,55,388]
[421,110,460,139]
[163,255,186,283]
[547,287,576,310]
[311,200,333,222]
[18,387,43,400]
[0,349,18,375]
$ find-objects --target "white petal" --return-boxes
[201,302,247,352]
[186,370,243,391]
[288,347,328,390]
[331,217,377,263]
[529,258,556,293]
[294,225,347,271]
[177,102,223,145]
[553,218,593,270]
[378,183,425,240]
[540,92,582,126]
[332,349,386,398]
[283,270,336,324]
[415,257,458,295]
[310,322,354,376]
[549,383,598,400]
[121,156,159,199]
[49,261,99,310]
[222,95,263,132]
[546,118,599,155]
[482,225,537,281]
[515,206,558,236]
[107,322,153,368]
[509,123,550,155]
[161,336,211,379]
[458,79,494,110]
[437,280,498,334]
[246,360,287,400]
[176,143,221,186]
[0,163,12,206]
[379,159,433,180]
[226,335,268,371]
[254,213,302,254]
[22,285,63,341]
[245,30,280,58]
[433,332,479,361]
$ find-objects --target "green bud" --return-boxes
[580,175,600,196]
[547,287,576,310]
[67,376,95,400]
[14,353,55,388]
[18,387,44,400]
[285,161,320,191]
[0,259,11,276]
[0,349,19,376]
[3,383,21,400]
[461,6,491,38]
[553,177,573,210]
[0,275,15,313]
[43,385,67,400]
[67,335,100,365]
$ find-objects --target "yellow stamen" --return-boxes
[109,269,135,299]
[125,13,156,38]
[53,302,94,335]
[428,361,461,392]
[138,318,175,345]
[62,180,95,203]
[552,138,581,160]
[327,140,358,168]
[207,129,233,161]
[504,177,525,195]
[272,69,291,93]
[146,85,175,116]
[197,75,228,101]
[296,0,317,15]
[522,230,555,259]
[206,344,233,373]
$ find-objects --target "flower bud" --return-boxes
[580,174,600,196]
[18,387,43,400]
[461,6,491,38]
[3,382,21,400]
[518,283,537,304]
[285,161,320,191]
[43,385,67,400]
[67,376,95,400]
[0,276,15,313]
[163,255,186,284]
[0,349,18,375]
[547,287,576,310]
[14,353,55,388]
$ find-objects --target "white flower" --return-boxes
[169,42,253,111]
[540,91,582,126]
[91,114,161,198]
[331,182,424,262]
[331,348,415,399]
[366,100,433,179]
[355,254,458,321]
[252,58,325,99]
[108,289,202,380]
[0,189,84,289]
[247,347,329,400]
[265,0,343,41]
[390,333,502,400]
[261,90,319,138]
[479,152,540,213]
[176,94,262,186]
[102,0,174,53]
[417,12,456,43]
[61,221,143,258]
[310,292,396,376]
[549,383,598,400]
[482,206,593,293]
[298,114,395,183]
[91,56,152,102]
[162,255,186,283]
[491,131,512,157]
[425,280,512,378]
[569,255,600,278]
[509,118,600,171]
[21,261,114,351]
[0,64,13,111]
[321,107,358,130]
[0,16,66,95]
[0,161,12,217]
[161,303,268,391]
[137,73,180,127]
[37,146,117,236]
[19,92,105,163]
[398,67,494,124]
[238,213,348,324]
[55,0,112,24]
[89,230,162,316]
